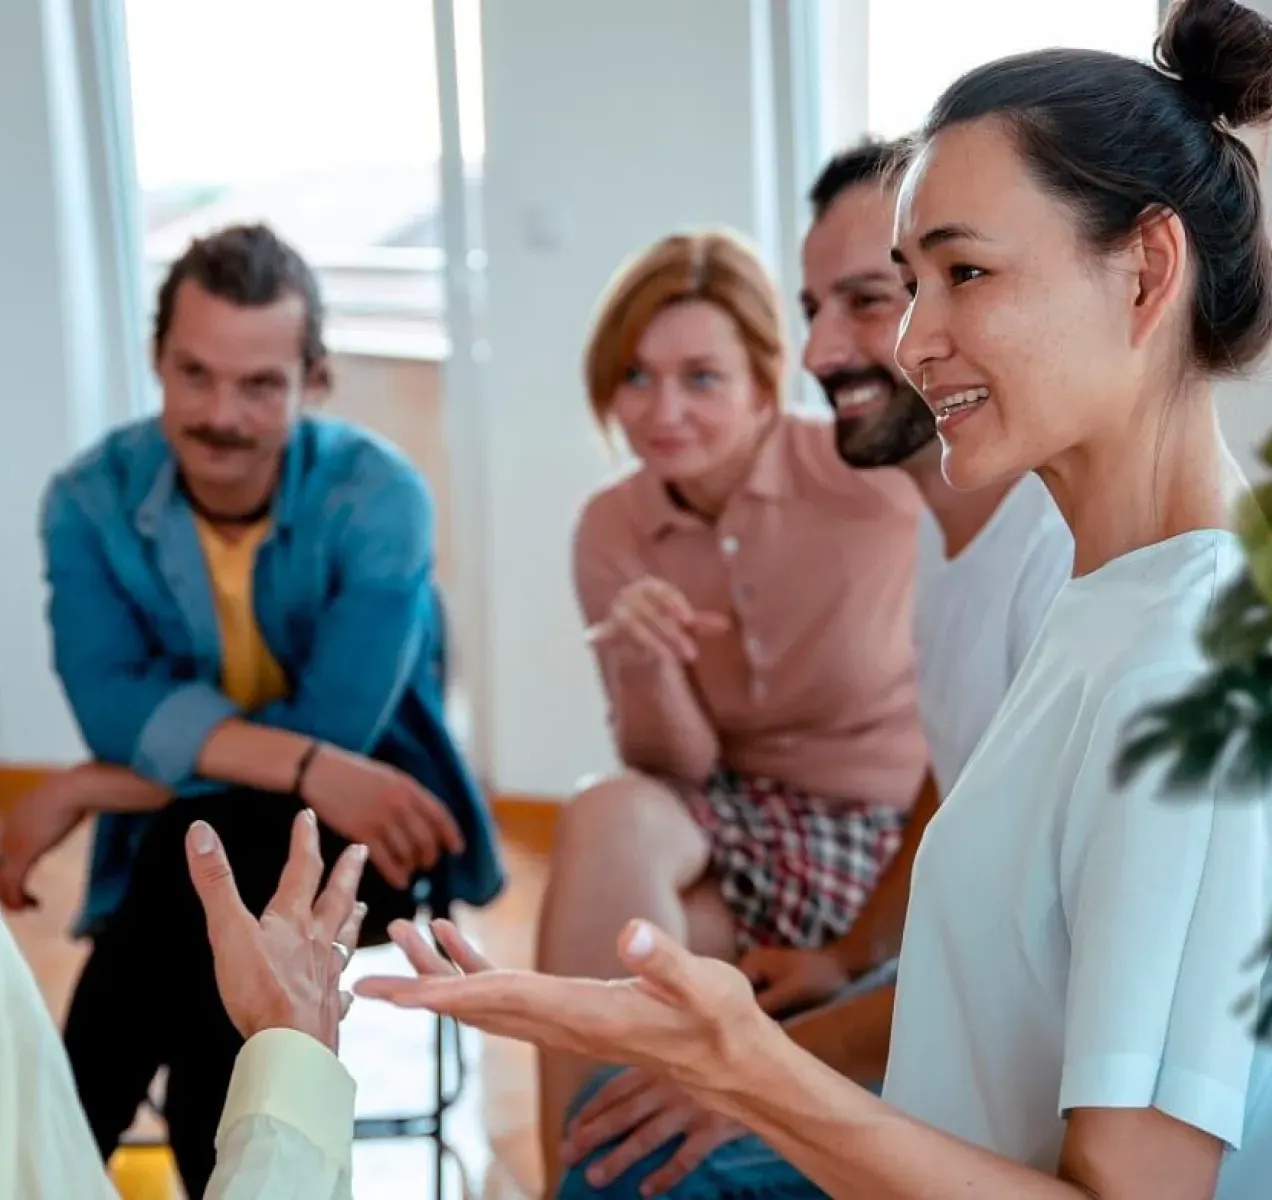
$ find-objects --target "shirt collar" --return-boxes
[135,423,305,537]
[629,415,788,539]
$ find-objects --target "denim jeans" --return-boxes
[557,1067,828,1200]
[555,962,898,1199]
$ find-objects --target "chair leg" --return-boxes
[434,1010,446,1198]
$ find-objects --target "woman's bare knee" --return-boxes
[551,771,709,884]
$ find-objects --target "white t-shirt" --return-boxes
[914,472,1073,796]
[885,531,1272,1193]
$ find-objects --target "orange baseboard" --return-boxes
[0,765,56,813]
[0,764,562,852]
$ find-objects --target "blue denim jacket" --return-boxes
[40,415,504,934]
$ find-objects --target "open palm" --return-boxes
[355,917,773,1097]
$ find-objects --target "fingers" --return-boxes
[594,579,729,664]
[737,947,770,985]
[333,901,368,965]
[352,973,610,1061]
[753,973,808,1016]
[619,920,697,1004]
[381,781,465,879]
[388,919,458,979]
[421,793,465,857]
[0,855,36,912]
[608,581,700,661]
[638,1121,745,1197]
[186,820,255,949]
[563,1074,669,1164]
[312,841,368,943]
[270,810,324,919]
[565,1069,651,1141]
[619,607,695,662]
[353,970,628,1064]
[631,590,699,660]
[391,803,439,872]
[382,821,422,880]
[431,918,494,973]
[368,840,412,892]
[585,1104,692,1188]
[399,787,465,863]
[690,610,731,637]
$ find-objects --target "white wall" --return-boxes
[0,0,111,762]
[3,0,1268,791]
[475,0,784,794]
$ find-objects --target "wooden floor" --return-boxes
[5,812,552,1199]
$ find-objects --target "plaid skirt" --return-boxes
[677,770,907,953]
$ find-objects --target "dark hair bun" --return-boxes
[1155,0,1272,126]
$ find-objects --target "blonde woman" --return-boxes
[534,230,926,1186]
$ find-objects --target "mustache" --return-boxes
[184,425,256,450]
[817,366,899,410]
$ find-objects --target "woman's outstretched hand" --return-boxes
[354,918,774,1096]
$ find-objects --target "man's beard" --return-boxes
[819,367,937,469]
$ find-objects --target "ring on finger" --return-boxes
[332,940,353,970]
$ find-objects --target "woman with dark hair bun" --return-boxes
[359,2,1272,1195]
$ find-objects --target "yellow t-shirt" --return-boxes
[194,517,290,712]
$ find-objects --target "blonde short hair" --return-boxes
[583,230,786,425]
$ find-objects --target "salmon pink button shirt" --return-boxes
[573,412,927,812]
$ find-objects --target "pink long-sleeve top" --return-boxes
[573,412,928,811]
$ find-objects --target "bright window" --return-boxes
[122,0,485,354]
[823,0,1161,151]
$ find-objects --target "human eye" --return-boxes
[949,263,988,286]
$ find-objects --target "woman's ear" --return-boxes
[1127,207,1189,352]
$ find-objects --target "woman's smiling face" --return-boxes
[891,118,1151,492]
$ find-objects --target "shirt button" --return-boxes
[720,536,739,557]
[745,635,763,659]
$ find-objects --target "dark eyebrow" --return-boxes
[800,271,898,310]
[891,222,987,266]
[832,271,897,294]
[242,368,288,386]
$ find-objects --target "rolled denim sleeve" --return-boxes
[132,683,241,786]
[251,465,436,754]
[40,478,242,786]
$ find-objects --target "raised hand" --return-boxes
[186,809,367,1051]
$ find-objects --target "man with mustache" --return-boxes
[555,139,1073,1200]
[0,224,502,1197]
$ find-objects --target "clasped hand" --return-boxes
[299,745,465,894]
